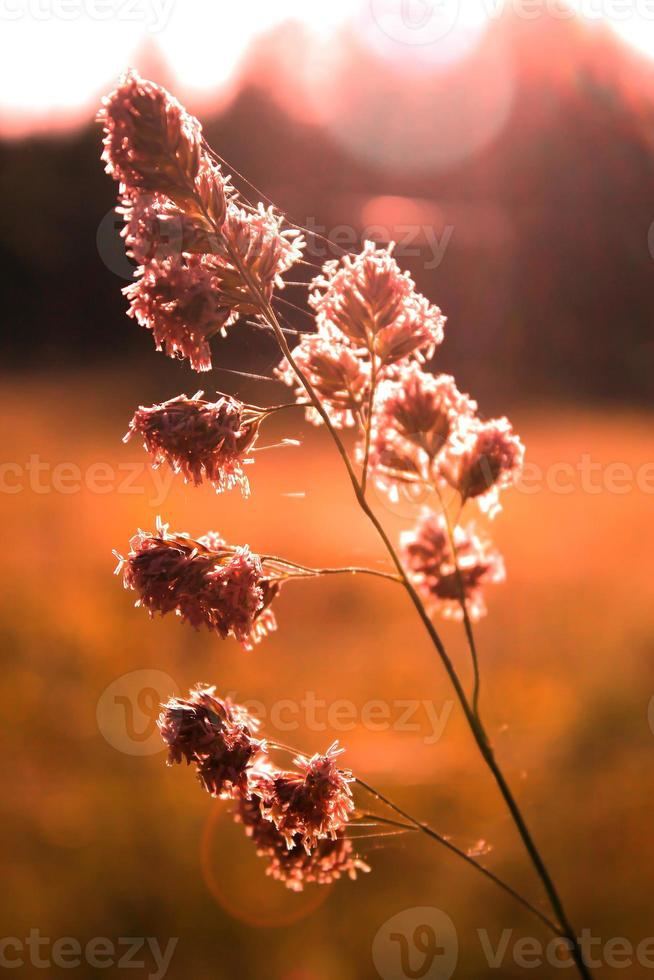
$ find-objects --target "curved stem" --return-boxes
[255,295,592,978]
[259,555,402,585]
[356,779,561,937]
[259,401,308,415]
[360,354,378,495]
[434,485,482,719]
[266,740,558,936]
[192,188,592,979]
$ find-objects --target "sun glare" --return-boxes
[0,0,358,136]
[568,0,654,58]
[2,0,654,137]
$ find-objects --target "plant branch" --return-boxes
[258,555,402,585]
[356,778,561,937]
[435,485,483,718]
[360,354,378,495]
[193,190,593,980]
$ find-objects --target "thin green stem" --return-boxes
[356,779,561,937]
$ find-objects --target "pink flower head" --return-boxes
[124,255,237,371]
[98,70,204,209]
[252,742,355,850]
[276,328,370,428]
[236,795,369,892]
[371,364,477,487]
[401,512,505,621]
[118,191,222,266]
[159,685,265,798]
[310,243,445,363]
[114,519,280,649]
[123,205,303,371]
[220,204,305,300]
[455,417,525,518]
[124,392,263,496]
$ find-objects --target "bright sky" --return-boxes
[0,0,652,136]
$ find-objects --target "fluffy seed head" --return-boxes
[220,204,305,298]
[455,417,525,518]
[114,519,279,649]
[98,69,204,209]
[124,392,262,496]
[251,743,355,850]
[371,365,477,487]
[310,242,445,362]
[276,328,370,428]
[401,512,505,621]
[159,685,264,798]
[236,795,369,892]
[118,191,223,266]
[124,255,237,371]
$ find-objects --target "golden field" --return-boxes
[1,370,653,978]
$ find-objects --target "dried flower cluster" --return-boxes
[251,742,355,849]
[401,513,505,621]
[158,686,265,798]
[276,243,523,620]
[236,794,368,892]
[114,519,280,649]
[99,70,303,371]
[101,75,535,904]
[124,391,264,496]
[159,687,367,890]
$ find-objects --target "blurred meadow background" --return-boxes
[2,2,654,978]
